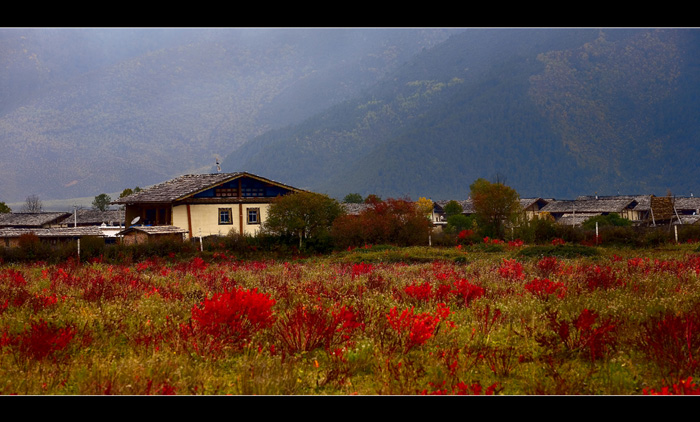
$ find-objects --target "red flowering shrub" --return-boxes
[582,265,621,291]
[275,304,363,353]
[2,319,76,362]
[536,256,561,277]
[538,308,617,362]
[497,259,524,281]
[524,278,567,301]
[638,309,700,379]
[451,278,485,307]
[181,287,276,355]
[644,377,700,395]
[386,303,452,353]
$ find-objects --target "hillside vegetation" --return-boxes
[223,28,700,200]
[0,28,457,203]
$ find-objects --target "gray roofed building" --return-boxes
[0,212,72,228]
[111,172,306,239]
[59,209,125,227]
[0,226,106,248]
[112,172,304,205]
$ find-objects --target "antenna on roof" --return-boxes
[216,157,221,173]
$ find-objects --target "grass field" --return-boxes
[2,242,700,395]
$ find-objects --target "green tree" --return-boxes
[443,200,463,218]
[445,214,474,234]
[263,192,345,250]
[119,186,142,199]
[343,193,364,203]
[92,193,112,211]
[469,178,522,239]
[581,213,631,230]
[0,201,10,213]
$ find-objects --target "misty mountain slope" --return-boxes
[0,28,458,203]
[224,28,700,200]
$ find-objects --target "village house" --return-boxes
[111,172,306,240]
[0,212,72,229]
[431,198,549,228]
[0,211,107,247]
[0,226,106,248]
[58,209,125,241]
[538,196,643,226]
[115,225,188,246]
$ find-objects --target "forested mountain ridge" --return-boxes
[222,28,700,201]
[0,28,459,203]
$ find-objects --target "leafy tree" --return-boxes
[581,213,631,230]
[21,195,42,213]
[262,192,345,249]
[343,193,364,204]
[443,200,463,218]
[92,193,112,211]
[445,214,474,234]
[415,197,434,216]
[0,201,10,213]
[364,194,382,205]
[332,198,433,248]
[469,178,521,239]
[119,187,142,199]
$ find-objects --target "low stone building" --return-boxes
[115,225,188,246]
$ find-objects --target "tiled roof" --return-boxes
[541,198,637,214]
[341,203,372,215]
[0,227,106,238]
[59,209,125,226]
[116,225,188,236]
[0,212,72,228]
[674,197,700,211]
[433,199,475,214]
[113,173,244,204]
[112,172,304,205]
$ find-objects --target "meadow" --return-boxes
[2,240,700,395]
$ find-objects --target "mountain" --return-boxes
[221,28,700,201]
[0,28,459,203]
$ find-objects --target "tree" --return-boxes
[443,200,463,218]
[0,201,10,213]
[581,213,631,230]
[343,193,364,204]
[415,197,434,216]
[119,186,142,199]
[262,192,345,249]
[364,194,382,205]
[92,193,112,211]
[21,195,42,213]
[469,178,521,239]
[331,197,433,248]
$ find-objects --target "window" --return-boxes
[219,208,233,225]
[247,208,260,225]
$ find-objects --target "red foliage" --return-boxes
[2,319,76,362]
[386,303,452,353]
[451,278,485,307]
[331,198,433,248]
[644,377,700,395]
[638,309,700,379]
[497,259,524,281]
[275,303,363,354]
[524,278,567,300]
[539,308,617,362]
[181,287,276,355]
